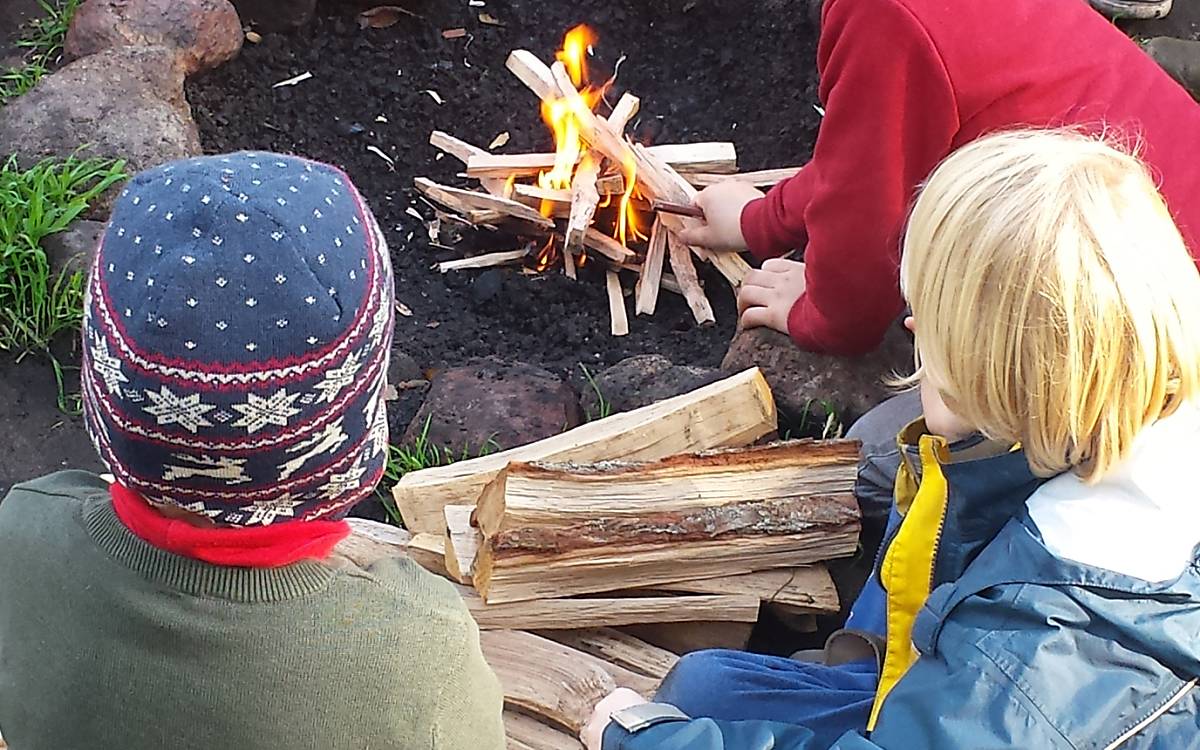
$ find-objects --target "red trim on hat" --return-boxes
[109,482,350,568]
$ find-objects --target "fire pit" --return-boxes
[415,26,800,336]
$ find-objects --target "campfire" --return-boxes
[417,26,800,335]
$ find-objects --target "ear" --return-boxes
[903,316,916,333]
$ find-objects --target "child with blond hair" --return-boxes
[583,129,1200,749]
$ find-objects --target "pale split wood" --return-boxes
[606,270,629,337]
[562,239,577,279]
[463,590,759,630]
[414,177,553,228]
[392,368,777,534]
[607,92,641,132]
[465,143,736,180]
[583,227,635,262]
[437,249,530,273]
[428,131,507,196]
[566,155,601,255]
[407,532,451,578]
[507,49,560,102]
[332,518,411,568]
[539,628,679,681]
[666,229,716,325]
[444,505,483,584]
[687,166,803,188]
[639,142,737,174]
[512,180,624,203]
[475,514,860,604]
[657,565,840,615]
[635,218,667,316]
[480,630,658,733]
[475,440,859,539]
[505,710,584,750]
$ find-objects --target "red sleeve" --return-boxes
[741,166,816,260]
[773,0,959,355]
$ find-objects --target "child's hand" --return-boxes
[675,182,765,251]
[581,688,649,750]
[737,258,807,334]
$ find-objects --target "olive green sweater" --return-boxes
[0,471,505,750]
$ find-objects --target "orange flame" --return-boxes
[557,25,595,88]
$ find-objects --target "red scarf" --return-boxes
[109,482,350,567]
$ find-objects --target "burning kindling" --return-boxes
[418,26,798,336]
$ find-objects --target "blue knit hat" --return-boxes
[81,152,394,526]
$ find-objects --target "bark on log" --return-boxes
[392,368,777,535]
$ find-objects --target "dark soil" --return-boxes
[185,0,823,422]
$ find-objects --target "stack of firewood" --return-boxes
[355,368,862,746]
[415,43,801,336]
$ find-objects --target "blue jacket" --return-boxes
[605,426,1200,749]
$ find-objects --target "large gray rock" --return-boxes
[403,359,582,453]
[580,354,724,420]
[42,219,106,277]
[65,0,243,76]
[0,45,202,219]
[721,324,914,424]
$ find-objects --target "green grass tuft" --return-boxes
[579,363,612,422]
[0,154,127,355]
[375,415,499,526]
[0,0,84,106]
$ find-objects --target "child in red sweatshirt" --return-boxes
[679,0,1200,356]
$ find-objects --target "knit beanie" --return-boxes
[81,152,394,526]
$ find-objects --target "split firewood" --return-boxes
[333,518,412,567]
[437,248,530,273]
[505,710,584,750]
[656,565,839,616]
[622,621,755,654]
[462,588,760,630]
[562,236,578,279]
[566,154,601,256]
[392,368,777,534]
[428,131,507,196]
[480,630,658,733]
[512,178,624,203]
[444,505,483,584]
[583,227,636,262]
[472,441,861,604]
[687,166,803,189]
[507,49,559,102]
[407,532,450,578]
[539,628,680,681]
[606,270,629,337]
[414,177,552,228]
[465,142,736,180]
[635,218,667,316]
[607,92,641,132]
[666,230,716,326]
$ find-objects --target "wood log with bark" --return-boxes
[472,441,862,604]
[392,368,777,535]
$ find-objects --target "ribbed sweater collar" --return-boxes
[82,497,339,602]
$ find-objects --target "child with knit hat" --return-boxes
[0,152,505,750]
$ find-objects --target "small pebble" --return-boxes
[245,30,262,44]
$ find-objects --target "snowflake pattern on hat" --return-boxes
[81,152,394,526]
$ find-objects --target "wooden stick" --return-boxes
[562,239,577,279]
[667,230,716,326]
[656,565,839,615]
[642,142,737,174]
[687,167,803,188]
[506,49,559,101]
[480,630,658,733]
[436,248,529,273]
[392,368,777,534]
[464,143,735,179]
[622,621,754,654]
[506,710,584,750]
[428,131,507,196]
[512,178,625,204]
[444,505,483,584]
[607,270,629,337]
[414,177,552,228]
[652,200,704,219]
[567,155,601,255]
[464,589,760,630]
[608,92,641,132]
[635,218,667,316]
[583,227,635,262]
[539,629,679,681]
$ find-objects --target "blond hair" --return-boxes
[899,129,1200,480]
